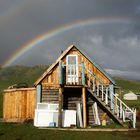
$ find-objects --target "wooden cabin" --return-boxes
[34,45,136,128]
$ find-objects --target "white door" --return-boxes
[66,55,78,83]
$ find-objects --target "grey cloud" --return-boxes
[0,0,140,80]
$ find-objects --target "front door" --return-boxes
[66,55,78,84]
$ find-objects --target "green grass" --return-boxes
[0,123,140,140]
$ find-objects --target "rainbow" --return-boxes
[2,17,132,67]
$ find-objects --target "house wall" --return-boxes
[63,88,82,110]
[38,47,112,126]
[41,89,59,103]
[3,88,36,122]
[41,66,59,88]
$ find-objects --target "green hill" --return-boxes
[0,65,48,92]
[114,77,140,93]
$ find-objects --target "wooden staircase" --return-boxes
[60,62,136,128]
[85,67,136,128]
[87,88,124,126]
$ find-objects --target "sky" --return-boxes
[0,0,140,80]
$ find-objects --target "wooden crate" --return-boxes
[3,88,36,122]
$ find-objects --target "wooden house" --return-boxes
[34,45,136,128]
[5,45,133,128]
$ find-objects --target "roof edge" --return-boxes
[34,44,116,86]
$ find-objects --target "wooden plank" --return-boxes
[58,87,63,127]
[82,87,87,128]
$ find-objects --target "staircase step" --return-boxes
[87,88,124,126]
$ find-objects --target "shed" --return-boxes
[123,91,138,100]
[3,87,36,122]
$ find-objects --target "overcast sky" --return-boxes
[0,0,140,80]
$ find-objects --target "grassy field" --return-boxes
[0,66,140,140]
[0,123,140,140]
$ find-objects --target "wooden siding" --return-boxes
[41,65,59,87]
[87,91,110,126]
[3,88,36,122]
[41,89,59,103]
[40,47,110,88]
[63,88,82,110]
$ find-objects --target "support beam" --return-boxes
[58,87,63,128]
[82,87,87,128]
[36,84,42,107]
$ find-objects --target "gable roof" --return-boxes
[34,45,116,86]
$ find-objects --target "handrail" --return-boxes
[113,94,133,113]
[85,66,135,118]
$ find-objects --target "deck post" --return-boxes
[58,86,63,128]
[81,62,85,85]
[101,85,104,101]
[92,78,95,92]
[114,96,117,114]
[133,109,136,128]
[36,84,42,108]
[82,87,87,128]
[59,61,63,85]
[120,101,122,118]
[105,87,108,105]
[97,84,99,96]
[109,84,114,111]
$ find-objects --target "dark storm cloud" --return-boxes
[0,0,140,79]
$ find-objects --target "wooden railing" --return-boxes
[84,66,136,128]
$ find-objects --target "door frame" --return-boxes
[66,54,78,83]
